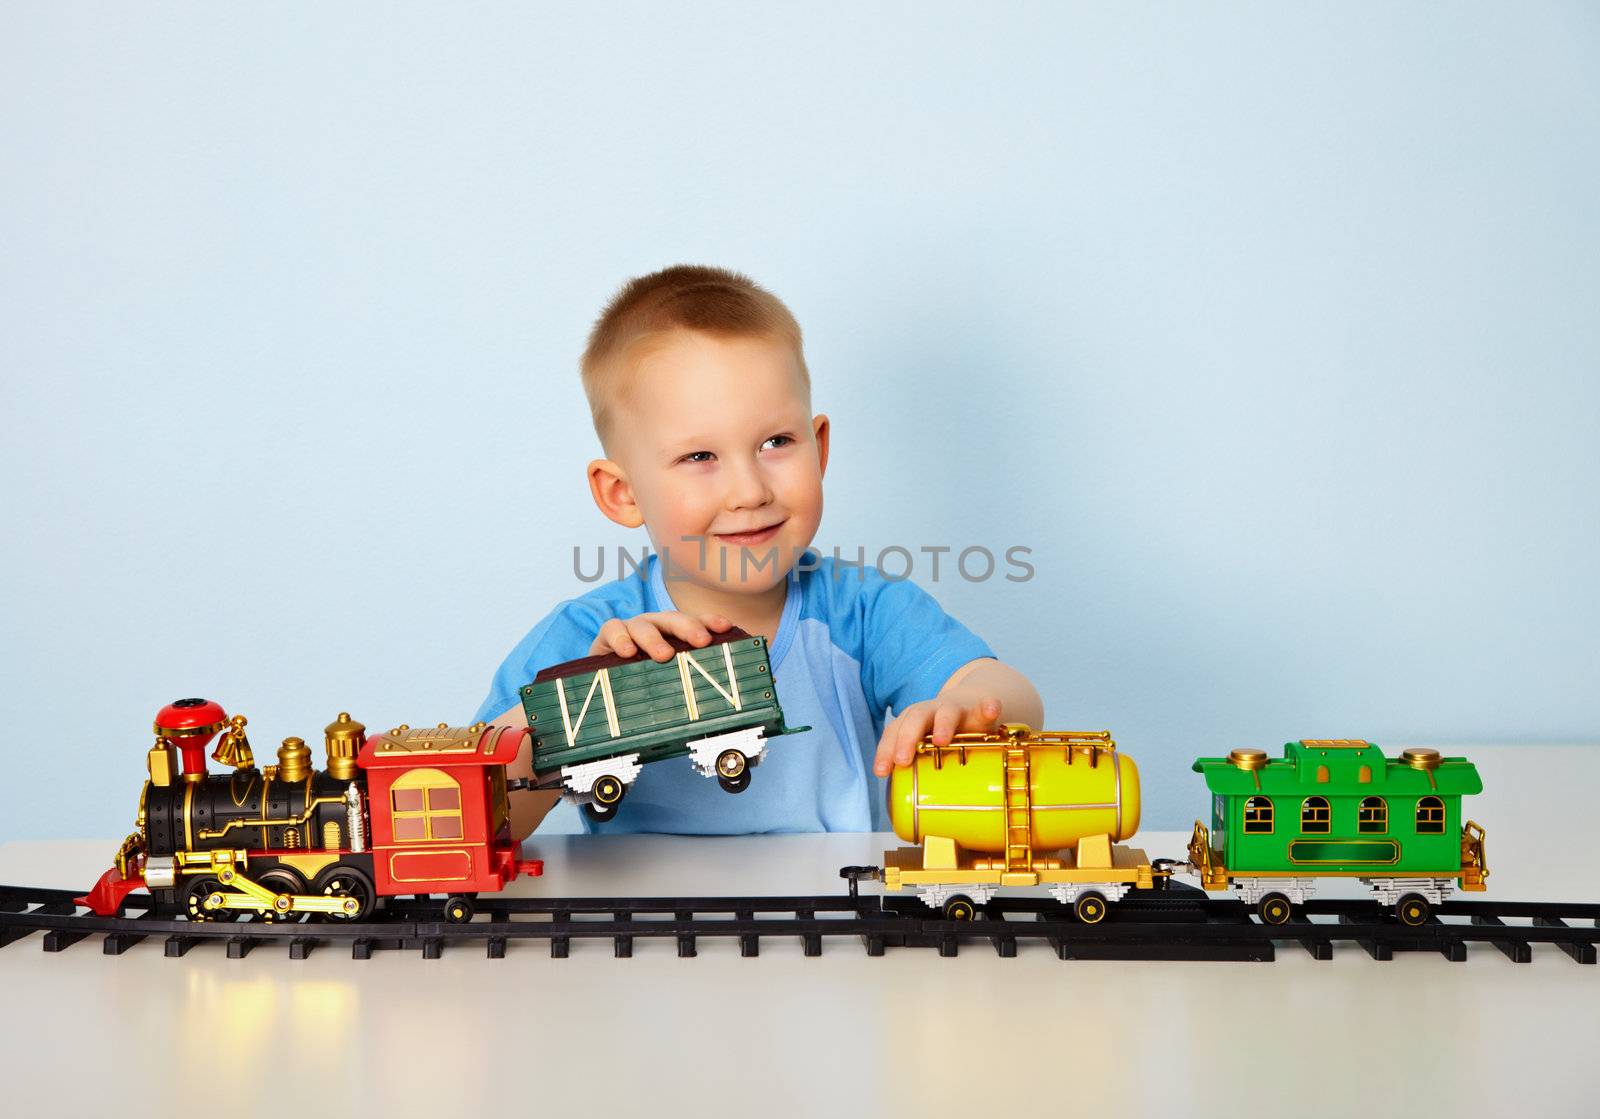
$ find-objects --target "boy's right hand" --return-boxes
[590,611,733,662]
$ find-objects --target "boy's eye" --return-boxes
[679,451,715,464]
[762,434,794,451]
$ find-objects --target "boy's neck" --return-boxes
[664,573,789,644]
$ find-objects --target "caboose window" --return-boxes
[1415,796,1446,834]
[390,768,465,843]
[1243,796,1273,834]
[1300,796,1330,834]
[1358,796,1387,833]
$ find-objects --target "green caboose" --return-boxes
[1188,739,1488,925]
[520,629,806,821]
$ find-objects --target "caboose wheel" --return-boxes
[1074,891,1109,924]
[717,769,753,795]
[943,895,977,921]
[592,775,625,807]
[183,876,229,922]
[313,867,375,921]
[1397,893,1432,927]
[1258,893,1293,926]
[443,895,475,923]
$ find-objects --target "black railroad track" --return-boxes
[2,876,1597,963]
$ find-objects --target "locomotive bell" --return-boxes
[153,698,228,783]
[211,714,255,770]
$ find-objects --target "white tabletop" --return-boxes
[1,745,1597,1119]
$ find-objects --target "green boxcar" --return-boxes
[519,630,806,820]
[1188,739,1488,924]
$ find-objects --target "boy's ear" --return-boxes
[813,413,830,478]
[587,459,644,528]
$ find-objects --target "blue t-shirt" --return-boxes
[473,552,995,834]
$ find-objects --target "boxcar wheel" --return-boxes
[443,894,475,924]
[1397,893,1431,927]
[715,749,748,781]
[943,895,977,921]
[717,770,753,795]
[1258,893,1293,926]
[591,774,626,807]
[583,800,619,823]
[313,866,375,921]
[1074,891,1109,924]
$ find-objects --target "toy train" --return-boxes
[880,728,1487,927]
[519,629,805,821]
[78,631,1488,928]
[80,630,804,921]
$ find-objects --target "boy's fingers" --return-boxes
[700,614,733,632]
[930,703,962,746]
[961,698,1003,731]
[872,723,898,777]
[651,611,713,647]
[893,710,930,767]
[596,618,637,656]
[874,713,919,776]
[626,618,677,661]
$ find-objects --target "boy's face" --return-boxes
[591,328,828,596]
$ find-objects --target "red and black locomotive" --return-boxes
[79,698,543,923]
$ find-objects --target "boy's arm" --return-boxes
[871,658,1045,777]
[487,702,561,842]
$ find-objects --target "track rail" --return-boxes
[2,878,1597,963]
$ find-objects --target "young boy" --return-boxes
[475,265,1043,839]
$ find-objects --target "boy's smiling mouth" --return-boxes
[714,519,787,546]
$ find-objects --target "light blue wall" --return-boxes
[2,3,1595,842]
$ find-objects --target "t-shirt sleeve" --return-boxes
[472,599,611,723]
[859,574,996,719]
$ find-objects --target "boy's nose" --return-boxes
[723,459,774,510]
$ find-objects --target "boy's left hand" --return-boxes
[872,692,1004,777]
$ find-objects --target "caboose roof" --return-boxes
[358,724,524,769]
[1192,741,1483,797]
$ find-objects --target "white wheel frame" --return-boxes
[685,727,768,780]
[1047,883,1132,906]
[915,884,997,910]
[1361,877,1455,907]
[559,754,643,803]
[1229,877,1318,907]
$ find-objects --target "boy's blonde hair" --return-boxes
[581,265,809,445]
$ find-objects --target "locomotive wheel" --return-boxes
[256,868,309,922]
[592,775,625,807]
[715,749,748,781]
[717,769,753,795]
[313,866,375,921]
[1074,891,1109,924]
[943,895,977,921]
[1258,893,1293,926]
[443,895,475,924]
[183,876,230,922]
[1397,893,1432,927]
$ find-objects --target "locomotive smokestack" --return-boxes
[154,698,228,783]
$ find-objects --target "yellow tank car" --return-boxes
[880,726,1168,922]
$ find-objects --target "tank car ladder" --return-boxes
[1001,729,1037,885]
